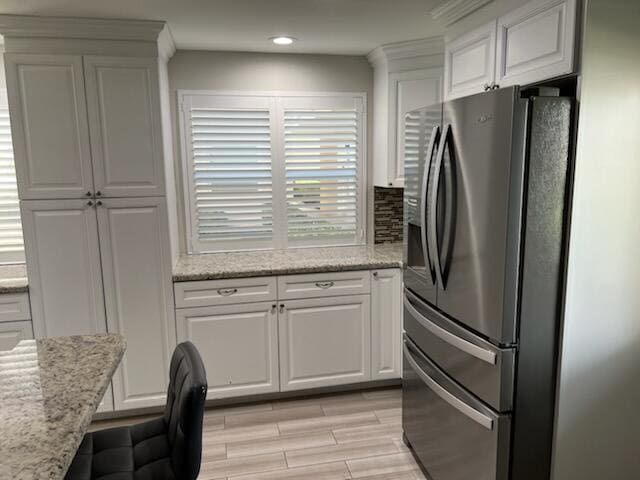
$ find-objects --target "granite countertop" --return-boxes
[173,243,404,282]
[0,264,28,294]
[0,334,126,480]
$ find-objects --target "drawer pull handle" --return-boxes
[403,341,494,430]
[315,281,334,289]
[403,294,497,365]
[217,288,238,296]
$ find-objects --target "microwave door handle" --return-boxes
[420,125,440,285]
[430,123,449,289]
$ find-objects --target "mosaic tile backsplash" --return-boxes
[374,186,403,244]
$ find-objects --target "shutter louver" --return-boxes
[283,108,361,244]
[188,107,274,249]
[0,102,24,262]
[403,110,422,221]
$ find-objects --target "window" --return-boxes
[0,88,24,264]
[180,92,366,253]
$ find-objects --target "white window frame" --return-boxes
[178,90,367,254]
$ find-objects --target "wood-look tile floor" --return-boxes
[91,386,427,480]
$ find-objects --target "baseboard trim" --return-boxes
[92,378,401,422]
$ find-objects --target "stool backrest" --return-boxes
[163,342,208,480]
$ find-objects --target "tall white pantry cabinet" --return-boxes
[1,17,177,412]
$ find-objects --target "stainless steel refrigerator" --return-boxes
[402,86,573,480]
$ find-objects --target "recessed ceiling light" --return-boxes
[270,36,296,45]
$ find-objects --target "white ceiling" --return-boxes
[0,0,444,55]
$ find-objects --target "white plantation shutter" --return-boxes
[181,92,365,253]
[402,110,422,220]
[0,94,24,263]
[283,102,363,245]
[183,95,275,252]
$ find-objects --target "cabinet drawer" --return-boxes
[174,276,277,308]
[277,270,370,300]
[0,293,31,323]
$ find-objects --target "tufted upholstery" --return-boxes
[65,342,208,480]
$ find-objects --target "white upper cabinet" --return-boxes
[495,0,577,88]
[389,70,443,187]
[444,0,577,100]
[96,196,175,410]
[20,199,107,338]
[368,38,444,188]
[4,54,94,199]
[444,21,497,100]
[83,56,165,197]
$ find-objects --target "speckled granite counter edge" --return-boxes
[52,336,126,480]
[173,259,404,282]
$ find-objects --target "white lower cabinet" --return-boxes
[278,295,371,391]
[97,197,175,411]
[173,268,402,401]
[176,302,279,399]
[371,269,403,380]
[22,197,174,413]
[21,199,107,339]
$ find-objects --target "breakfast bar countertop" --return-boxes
[173,242,403,282]
[0,334,126,480]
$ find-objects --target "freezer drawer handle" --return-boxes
[403,342,494,430]
[403,295,497,365]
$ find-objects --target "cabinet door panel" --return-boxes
[279,295,370,391]
[5,54,94,199]
[97,197,175,410]
[84,57,165,197]
[176,302,279,399]
[444,21,497,100]
[0,320,33,351]
[20,199,106,338]
[390,69,443,186]
[371,269,403,380]
[496,0,576,87]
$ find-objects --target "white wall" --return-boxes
[168,50,374,254]
[551,0,640,478]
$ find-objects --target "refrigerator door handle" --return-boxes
[403,340,494,430]
[420,125,440,285]
[404,293,497,364]
[430,123,450,288]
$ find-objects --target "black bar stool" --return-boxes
[65,342,208,480]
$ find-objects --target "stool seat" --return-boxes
[65,342,207,480]
[65,418,174,480]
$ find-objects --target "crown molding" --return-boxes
[431,0,494,26]
[157,24,176,61]
[0,14,166,42]
[367,36,444,68]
